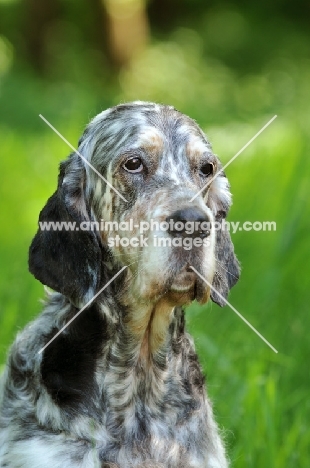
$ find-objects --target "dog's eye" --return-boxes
[200,162,214,177]
[123,157,144,173]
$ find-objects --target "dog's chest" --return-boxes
[94,356,207,467]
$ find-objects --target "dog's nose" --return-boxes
[166,207,211,238]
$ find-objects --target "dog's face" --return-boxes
[29,102,239,309]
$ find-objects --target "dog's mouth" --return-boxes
[168,264,209,304]
[170,266,196,293]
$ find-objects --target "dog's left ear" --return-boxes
[207,171,240,307]
[29,154,102,307]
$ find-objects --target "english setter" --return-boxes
[0,102,240,468]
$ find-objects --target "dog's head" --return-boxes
[29,102,240,309]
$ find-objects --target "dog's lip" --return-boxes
[170,270,196,293]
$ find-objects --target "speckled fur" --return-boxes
[0,102,240,468]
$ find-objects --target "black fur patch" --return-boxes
[41,304,107,413]
[28,157,102,307]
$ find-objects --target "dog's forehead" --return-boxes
[88,102,212,163]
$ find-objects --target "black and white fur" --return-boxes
[0,102,240,468]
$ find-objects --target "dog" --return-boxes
[0,102,240,468]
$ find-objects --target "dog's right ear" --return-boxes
[207,169,240,307]
[29,154,102,307]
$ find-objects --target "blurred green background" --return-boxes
[0,0,309,466]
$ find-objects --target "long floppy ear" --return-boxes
[29,153,102,307]
[207,170,240,306]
